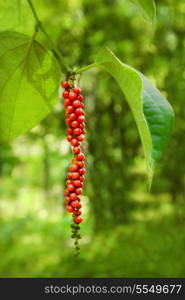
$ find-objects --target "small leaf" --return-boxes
[96,48,174,187]
[130,0,156,25]
[0,31,60,142]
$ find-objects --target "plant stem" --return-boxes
[27,0,71,72]
[76,62,101,73]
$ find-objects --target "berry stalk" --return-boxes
[61,74,86,256]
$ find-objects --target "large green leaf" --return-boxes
[96,48,174,186]
[0,0,34,34]
[0,31,60,142]
[130,0,156,25]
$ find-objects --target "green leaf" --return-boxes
[0,0,34,35]
[96,48,174,187]
[0,31,60,142]
[130,0,156,25]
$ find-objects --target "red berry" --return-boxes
[66,180,72,185]
[65,197,71,204]
[76,187,83,195]
[73,87,81,94]
[63,91,69,98]
[73,128,82,136]
[77,153,85,161]
[67,135,73,142]
[74,210,81,216]
[69,193,77,201]
[69,92,77,100]
[64,188,69,196]
[65,118,71,125]
[66,205,74,213]
[71,120,79,128]
[77,134,84,142]
[64,99,71,107]
[80,103,85,109]
[67,172,72,179]
[79,168,86,175]
[77,95,83,101]
[69,113,77,121]
[75,108,84,116]
[71,139,79,147]
[74,216,83,224]
[80,176,85,182]
[67,128,73,135]
[73,180,82,187]
[72,100,81,108]
[68,184,75,192]
[73,147,81,154]
[79,123,85,129]
[71,200,80,208]
[66,106,74,114]
[61,81,70,89]
[71,172,80,180]
[78,115,85,123]
[69,164,78,172]
[77,161,84,168]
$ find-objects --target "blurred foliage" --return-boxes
[0,0,184,277]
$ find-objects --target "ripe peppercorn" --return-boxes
[69,92,77,100]
[64,99,71,107]
[73,128,82,136]
[71,139,79,147]
[67,128,73,135]
[78,115,85,123]
[69,193,77,201]
[71,172,80,180]
[61,81,70,89]
[68,184,75,192]
[71,200,80,208]
[75,108,84,116]
[69,164,78,172]
[77,161,85,168]
[67,135,73,142]
[65,118,71,125]
[73,147,81,154]
[79,176,85,182]
[74,216,83,224]
[63,91,69,98]
[69,113,77,121]
[77,153,85,161]
[73,180,82,187]
[76,188,83,195]
[66,205,74,213]
[71,120,79,128]
[66,180,72,185]
[72,100,81,108]
[77,95,83,101]
[66,106,74,114]
[79,168,86,175]
[73,87,81,94]
[77,134,84,142]
[79,122,85,129]
[74,210,81,216]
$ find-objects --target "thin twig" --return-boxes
[27,0,71,72]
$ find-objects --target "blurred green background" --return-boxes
[0,0,185,277]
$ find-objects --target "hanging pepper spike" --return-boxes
[61,74,86,255]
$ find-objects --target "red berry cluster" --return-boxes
[61,79,86,226]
